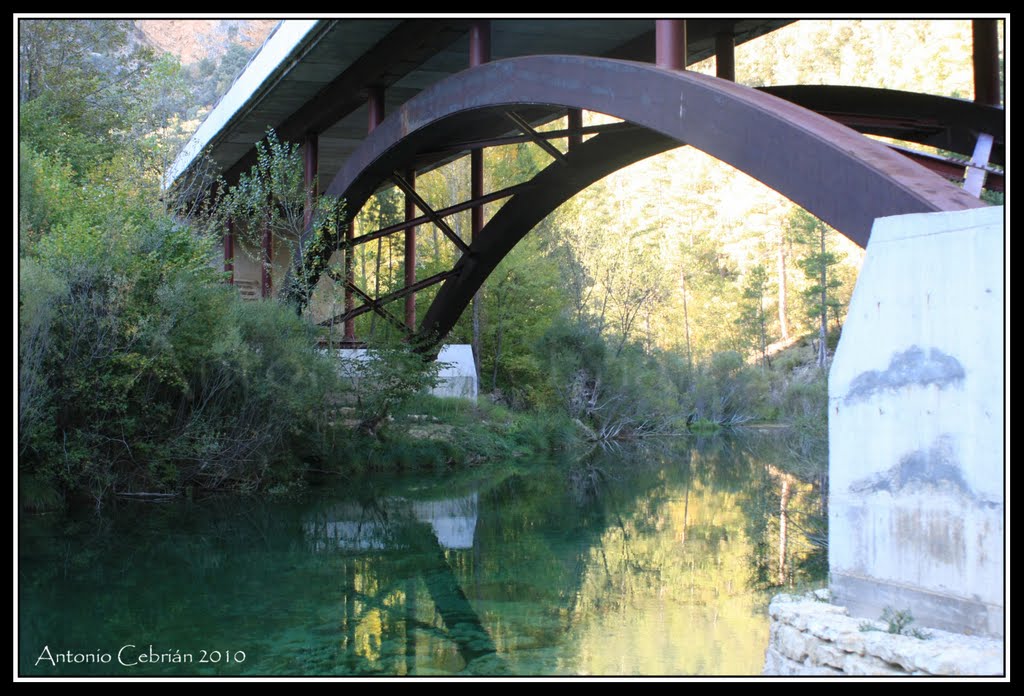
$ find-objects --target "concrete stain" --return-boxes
[849,435,1000,510]
[844,346,965,405]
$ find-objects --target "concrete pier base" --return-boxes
[336,343,478,402]
[828,206,1004,638]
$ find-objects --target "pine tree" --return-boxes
[791,209,843,368]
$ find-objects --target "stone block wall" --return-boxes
[763,592,1004,676]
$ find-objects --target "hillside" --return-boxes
[136,19,278,65]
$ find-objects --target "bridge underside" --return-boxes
[288,55,995,352]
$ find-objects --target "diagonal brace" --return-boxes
[392,172,471,254]
[321,270,456,327]
[325,268,410,335]
[963,132,995,198]
[504,111,569,166]
[354,181,534,249]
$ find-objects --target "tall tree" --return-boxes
[736,264,773,368]
[19,19,156,174]
[791,209,844,368]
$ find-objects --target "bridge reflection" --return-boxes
[304,492,497,672]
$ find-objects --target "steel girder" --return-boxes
[758,85,1005,167]
[295,55,989,349]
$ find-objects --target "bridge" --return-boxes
[165,18,1001,345]
[165,17,1005,660]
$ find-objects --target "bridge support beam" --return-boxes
[715,28,735,81]
[655,19,687,70]
[344,88,387,342]
[344,220,356,342]
[966,19,1000,198]
[828,205,1004,638]
[567,108,583,152]
[469,20,490,377]
[972,19,1000,107]
[404,168,417,329]
[303,132,318,231]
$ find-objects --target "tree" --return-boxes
[791,209,844,368]
[18,19,157,175]
[217,129,345,303]
[736,264,773,368]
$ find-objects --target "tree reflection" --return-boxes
[19,432,828,676]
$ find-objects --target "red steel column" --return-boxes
[343,220,356,342]
[224,219,234,285]
[303,132,319,231]
[655,19,687,71]
[345,88,387,342]
[404,168,417,329]
[964,20,999,197]
[469,20,490,377]
[367,87,385,133]
[972,19,1000,106]
[470,21,490,243]
[715,29,735,81]
[567,108,583,152]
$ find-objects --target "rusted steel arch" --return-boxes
[758,85,1005,166]
[318,56,984,245]
[294,55,988,345]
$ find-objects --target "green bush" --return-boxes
[18,146,340,508]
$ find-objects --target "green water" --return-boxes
[18,435,826,677]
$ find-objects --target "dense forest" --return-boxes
[17,19,1002,511]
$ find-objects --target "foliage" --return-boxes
[336,333,445,438]
[689,351,766,426]
[18,19,162,176]
[736,263,773,368]
[217,129,346,302]
[18,136,339,510]
[790,208,845,367]
[859,607,933,640]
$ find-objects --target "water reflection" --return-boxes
[19,432,827,676]
[307,493,479,552]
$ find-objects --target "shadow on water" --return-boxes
[19,431,827,676]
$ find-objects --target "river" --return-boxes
[18,433,826,677]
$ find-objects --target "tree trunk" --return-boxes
[777,228,790,341]
[681,268,693,371]
[472,296,481,383]
[818,227,827,367]
[492,308,503,393]
[778,477,791,585]
[369,235,383,337]
[759,294,767,368]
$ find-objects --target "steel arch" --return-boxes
[298,55,988,348]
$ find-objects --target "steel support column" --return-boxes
[715,29,735,81]
[469,20,490,70]
[404,168,417,329]
[345,88,387,341]
[655,19,686,70]
[567,108,583,152]
[344,220,356,342]
[967,19,1000,197]
[470,20,490,373]
[368,87,386,133]
[470,21,490,245]
[303,133,319,231]
[972,19,1000,107]
[224,219,234,285]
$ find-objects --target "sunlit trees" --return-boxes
[790,209,844,368]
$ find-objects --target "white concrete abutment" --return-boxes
[766,205,1005,676]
